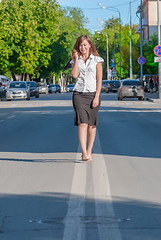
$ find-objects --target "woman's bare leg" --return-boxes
[87,125,96,158]
[78,123,88,157]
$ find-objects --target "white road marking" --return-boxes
[93,133,122,240]
[63,148,86,240]
[6,115,15,120]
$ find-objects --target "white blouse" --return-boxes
[70,54,104,92]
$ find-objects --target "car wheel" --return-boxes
[118,96,122,101]
[138,97,144,101]
[26,97,30,100]
[7,99,11,101]
[36,94,39,98]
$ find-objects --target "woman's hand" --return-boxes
[73,50,79,61]
[92,96,99,108]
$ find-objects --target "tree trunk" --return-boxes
[10,69,17,81]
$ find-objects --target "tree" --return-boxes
[143,33,158,74]
[0,0,60,79]
[41,7,90,82]
[93,19,140,79]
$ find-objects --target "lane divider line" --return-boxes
[63,147,86,240]
[6,115,15,120]
[93,132,123,240]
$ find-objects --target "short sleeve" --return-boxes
[96,56,104,63]
[70,59,75,64]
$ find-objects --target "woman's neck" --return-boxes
[82,53,90,62]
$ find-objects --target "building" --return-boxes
[136,0,161,42]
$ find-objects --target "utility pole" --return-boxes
[140,0,143,83]
[106,34,109,79]
[130,0,133,79]
[157,0,161,99]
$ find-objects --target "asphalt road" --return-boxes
[0,92,161,240]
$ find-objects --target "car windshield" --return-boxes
[27,82,36,87]
[49,84,55,87]
[68,84,74,87]
[123,81,141,86]
[110,80,120,84]
[102,80,108,85]
[10,82,26,88]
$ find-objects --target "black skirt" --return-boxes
[72,91,101,126]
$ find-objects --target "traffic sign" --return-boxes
[154,56,161,62]
[154,45,161,56]
[112,67,117,77]
[138,56,146,65]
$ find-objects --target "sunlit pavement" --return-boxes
[0,92,161,240]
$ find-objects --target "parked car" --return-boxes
[48,84,57,93]
[0,87,6,101]
[66,84,75,92]
[118,79,144,101]
[55,84,61,93]
[106,80,120,93]
[101,80,109,92]
[26,81,39,98]
[6,81,30,101]
[37,82,48,94]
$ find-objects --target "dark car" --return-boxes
[48,84,56,93]
[26,81,39,98]
[101,80,109,92]
[0,87,6,101]
[55,84,61,93]
[106,80,120,93]
[48,84,61,93]
[118,79,144,101]
[66,84,75,92]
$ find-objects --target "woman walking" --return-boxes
[71,35,104,162]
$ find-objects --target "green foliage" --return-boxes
[0,1,90,80]
[143,33,158,74]
[93,19,142,79]
[0,0,60,78]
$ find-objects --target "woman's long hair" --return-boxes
[72,35,99,59]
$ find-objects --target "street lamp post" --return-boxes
[157,0,161,99]
[130,0,133,79]
[96,30,109,79]
[97,19,116,79]
[140,0,143,83]
[99,3,122,79]
[106,21,116,72]
[106,33,109,79]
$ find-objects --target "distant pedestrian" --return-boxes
[148,74,154,94]
[71,35,104,162]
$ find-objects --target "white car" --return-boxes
[6,81,30,101]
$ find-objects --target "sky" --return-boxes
[57,0,140,33]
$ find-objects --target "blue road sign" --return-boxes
[138,56,146,65]
[154,45,161,56]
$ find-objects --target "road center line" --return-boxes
[63,147,86,240]
[6,115,15,120]
[93,133,122,240]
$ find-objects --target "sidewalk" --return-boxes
[144,91,161,103]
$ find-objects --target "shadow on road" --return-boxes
[0,192,161,239]
[0,104,161,159]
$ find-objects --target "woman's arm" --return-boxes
[92,62,103,108]
[71,52,79,79]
